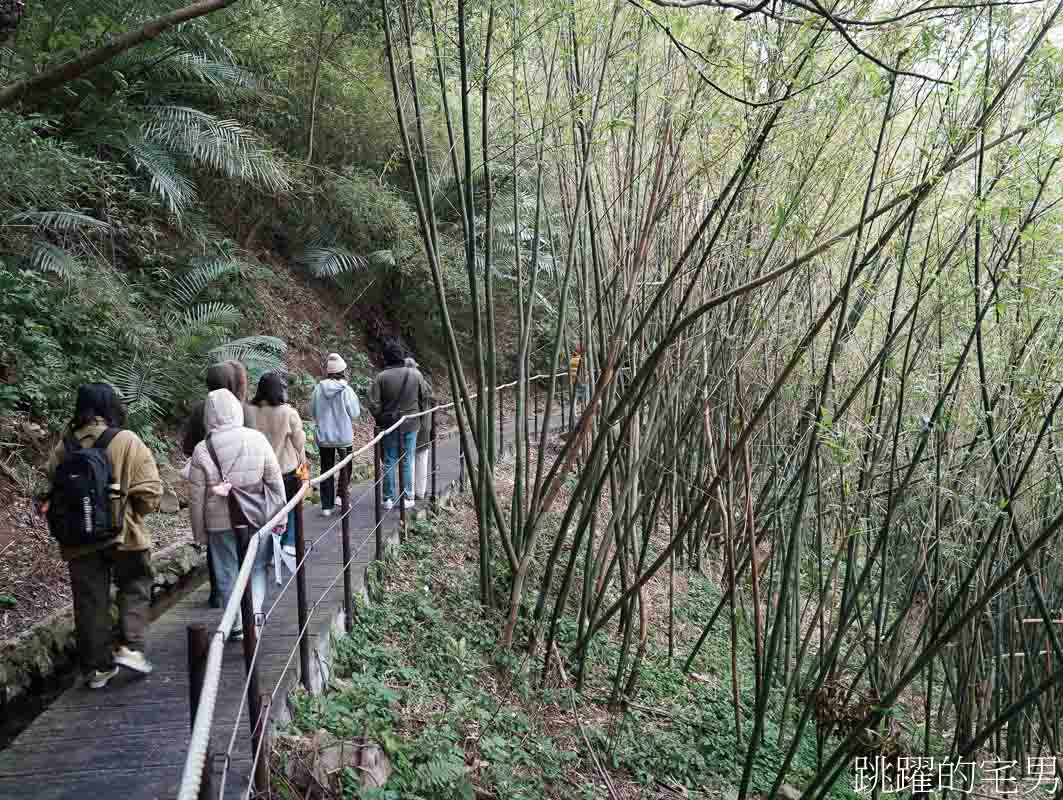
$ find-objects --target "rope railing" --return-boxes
[177,371,569,800]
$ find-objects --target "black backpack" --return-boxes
[46,428,123,547]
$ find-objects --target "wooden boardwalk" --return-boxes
[0,410,556,800]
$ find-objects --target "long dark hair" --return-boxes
[71,383,127,430]
[252,371,288,407]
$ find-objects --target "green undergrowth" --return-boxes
[283,507,861,800]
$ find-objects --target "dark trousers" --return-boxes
[68,548,153,671]
[319,446,350,511]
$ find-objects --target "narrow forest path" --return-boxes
[0,403,563,800]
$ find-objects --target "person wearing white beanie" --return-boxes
[310,353,360,515]
[325,353,347,374]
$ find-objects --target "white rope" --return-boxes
[177,371,565,800]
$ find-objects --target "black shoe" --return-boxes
[208,594,221,609]
[230,629,244,642]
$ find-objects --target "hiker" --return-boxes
[404,357,434,501]
[43,383,162,689]
[188,389,285,639]
[368,343,429,510]
[310,353,360,517]
[569,344,586,428]
[252,372,307,557]
[182,360,258,608]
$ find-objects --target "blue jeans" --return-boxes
[208,530,270,631]
[383,430,417,502]
[281,508,295,549]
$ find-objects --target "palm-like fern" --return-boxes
[142,105,290,193]
[108,356,172,428]
[166,301,242,338]
[168,260,246,306]
[207,335,286,382]
[29,242,84,279]
[297,245,369,278]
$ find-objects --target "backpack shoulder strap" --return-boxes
[93,427,120,452]
[205,435,224,478]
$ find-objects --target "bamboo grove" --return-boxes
[380,0,1063,794]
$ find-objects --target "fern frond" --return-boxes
[169,260,245,306]
[208,336,286,381]
[29,243,84,280]
[6,210,110,232]
[120,133,197,215]
[168,301,241,337]
[297,246,368,278]
[151,53,257,89]
[368,249,396,266]
[142,105,291,192]
[107,358,172,426]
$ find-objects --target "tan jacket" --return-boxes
[188,390,284,543]
[253,404,306,474]
[47,420,162,561]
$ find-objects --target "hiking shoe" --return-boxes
[114,646,153,675]
[383,499,394,512]
[86,666,119,689]
[321,508,333,518]
[403,499,415,510]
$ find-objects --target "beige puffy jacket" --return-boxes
[188,389,285,543]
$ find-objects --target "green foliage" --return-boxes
[0,266,126,427]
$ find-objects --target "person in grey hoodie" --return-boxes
[311,353,361,516]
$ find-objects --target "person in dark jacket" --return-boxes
[182,360,258,607]
[368,342,429,510]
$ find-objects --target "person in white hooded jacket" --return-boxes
[311,353,360,516]
[188,388,284,638]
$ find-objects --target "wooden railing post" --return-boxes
[186,624,212,800]
[339,465,353,633]
[234,526,269,796]
[373,435,383,561]
[430,410,438,508]
[293,501,311,693]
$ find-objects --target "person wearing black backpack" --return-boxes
[367,342,430,511]
[43,384,162,690]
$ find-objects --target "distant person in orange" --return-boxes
[569,344,587,428]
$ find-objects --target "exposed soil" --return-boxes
[0,475,194,644]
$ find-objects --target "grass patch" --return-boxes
[281,506,861,799]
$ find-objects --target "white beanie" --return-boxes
[325,353,347,374]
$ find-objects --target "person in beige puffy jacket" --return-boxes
[188,389,284,638]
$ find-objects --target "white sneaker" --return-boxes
[383,499,394,512]
[114,646,153,675]
[321,508,333,517]
[283,544,296,557]
[403,499,415,510]
[86,666,119,689]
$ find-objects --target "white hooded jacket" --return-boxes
[189,389,285,542]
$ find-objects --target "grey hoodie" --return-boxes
[311,379,361,447]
